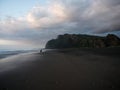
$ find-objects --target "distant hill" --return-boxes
[45,34,120,49]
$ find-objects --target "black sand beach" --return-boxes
[0,48,120,89]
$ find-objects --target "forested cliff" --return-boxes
[46,34,120,49]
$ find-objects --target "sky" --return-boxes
[0,0,120,50]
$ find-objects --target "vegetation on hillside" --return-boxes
[45,34,120,49]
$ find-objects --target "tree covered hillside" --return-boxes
[46,34,120,49]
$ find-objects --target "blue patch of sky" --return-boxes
[0,0,46,20]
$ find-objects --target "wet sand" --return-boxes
[0,48,120,90]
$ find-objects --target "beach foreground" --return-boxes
[0,48,120,89]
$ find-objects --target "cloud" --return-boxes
[0,0,120,49]
[82,0,120,33]
[27,2,68,29]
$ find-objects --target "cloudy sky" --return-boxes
[0,0,120,50]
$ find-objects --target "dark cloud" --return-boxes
[101,0,120,6]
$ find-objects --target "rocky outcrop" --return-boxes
[105,34,120,47]
[45,34,120,49]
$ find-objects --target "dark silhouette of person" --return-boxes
[40,49,42,54]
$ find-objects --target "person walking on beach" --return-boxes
[40,49,42,54]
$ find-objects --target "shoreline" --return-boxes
[0,50,38,60]
[0,53,21,60]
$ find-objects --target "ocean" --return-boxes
[0,50,39,59]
